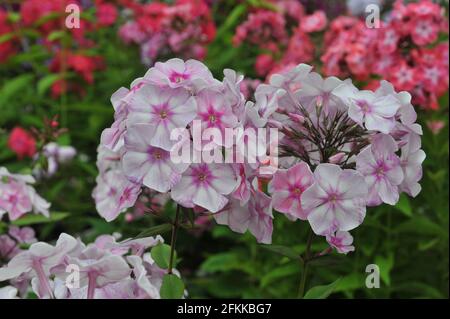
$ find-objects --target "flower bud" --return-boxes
[328,152,346,164]
[288,112,305,124]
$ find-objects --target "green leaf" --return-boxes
[11,212,69,226]
[0,32,15,45]
[0,74,34,108]
[214,4,247,39]
[375,254,394,286]
[395,216,448,238]
[303,278,341,299]
[160,274,184,299]
[37,74,64,96]
[151,243,173,269]
[201,252,242,273]
[47,30,66,42]
[334,273,366,292]
[261,263,299,288]
[260,244,302,261]
[395,194,412,217]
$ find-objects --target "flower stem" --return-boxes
[168,204,181,274]
[297,229,314,298]
[87,273,97,299]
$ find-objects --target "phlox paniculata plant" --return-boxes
[95,58,425,254]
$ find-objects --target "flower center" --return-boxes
[8,194,18,205]
[356,100,371,114]
[160,111,168,119]
[153,150,162,160]
[328,193,340,204]
[209,114,216,123]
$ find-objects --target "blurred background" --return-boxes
[0,0,448,298]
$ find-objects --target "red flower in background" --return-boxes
[0,9,18,63]
[8,127,37,159]
[96,3,118,27]
[255,54,276,77]
[48,51,104,98]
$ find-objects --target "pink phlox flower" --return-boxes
[326,231,355,254]
[268,162,314,220]
[333,83,402,133]
[122,124,190,192]
[92,169,141,222]
[302,164,368,235]
[171,163,237,213]
[356,134,404,206]
[127,83,197,151]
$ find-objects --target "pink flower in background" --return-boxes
[92,170,141,222]
[122,124,189,192]
[8,226,36,244]
[302,164,368,236]
[0,181,32,221]
[356,134,404,206]
[127,83,197,151]
[255,54,276,77]
[40,142,76,176]
[233,10,287,50]
[411,18,439,46]
[7,127,36,159]
[301,11,327,33]
[326,231,355,254]
[269,162,314,220]
[97,3,118,27]
[426,120,445,135]
[0,167,50,221]
[171,163,237,213]
[0,234,20,261]
[118,21,147,44]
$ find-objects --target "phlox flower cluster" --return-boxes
[118,0,216,65]
[0,232,178,299]
[261,63,425,252]
[96,58,424,254]
[96,58,277,243]
[233,0,328,77]
[321,0,449,110]
[0,167,50,221]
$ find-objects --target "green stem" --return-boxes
[298,229,314,298]
[168,205,181,274]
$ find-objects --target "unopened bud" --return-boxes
[288,112,305,124]
[316,95,324,108]
[328,152,346,164]
[267,119,283,130]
